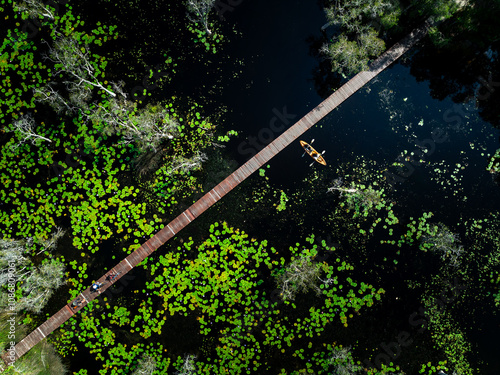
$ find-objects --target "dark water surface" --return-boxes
[218,0,500,224]
[212,1,500,373]
[62,0,500,373]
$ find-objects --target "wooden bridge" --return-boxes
[1,21,432,370]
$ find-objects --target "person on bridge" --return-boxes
[71,298,83,309]
[106,273,119,282]
[91,282,102,293]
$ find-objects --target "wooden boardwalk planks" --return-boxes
[1,20,430,371]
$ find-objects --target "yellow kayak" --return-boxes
[300,140,327,166]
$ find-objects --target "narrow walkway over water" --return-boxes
[1,20,432,370]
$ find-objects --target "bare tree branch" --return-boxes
[35,226,66,255]
[132,355,157,375]
[0,238,65,313]
[6,114,52,150]
[421,223,464,266]
[14,0,55,20]
[186,0,216,35]
[0,239,29,287]
[16,259,65,313]
[34,84,77,114]
[328,180,359,194]
[276,255,325,301]
[176,354,197,375]
[328,178,383,215]
[47,36,117,97]
[89,99,179,153]
[327,346,361,375]
[166,152,207,176]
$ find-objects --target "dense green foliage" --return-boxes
[322,0,399,76]
[321,0,473,76]
[0,0,230,371]
[54,222,385,374]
